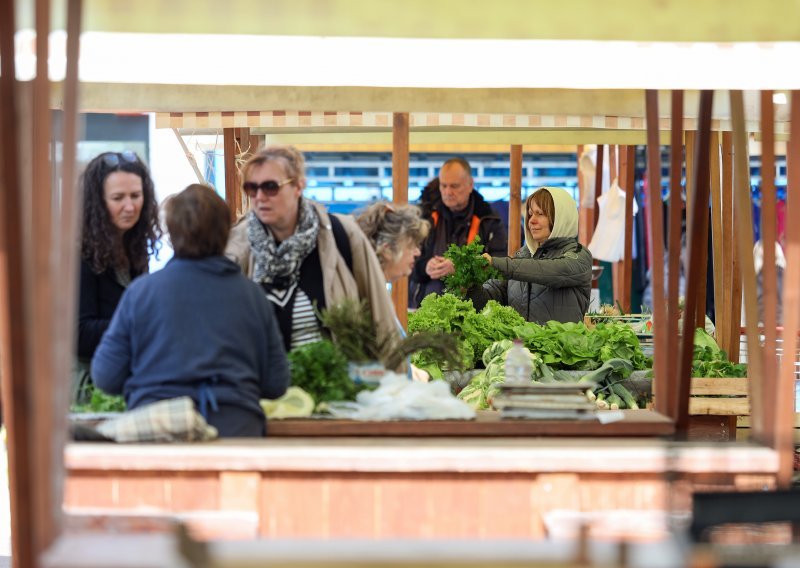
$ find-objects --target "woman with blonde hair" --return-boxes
[225,145,399,355]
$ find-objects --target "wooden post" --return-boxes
[594,145,605,229]
[223,127,239,222]
[720,132,736,354]
[621,145,635,313]
[30,0,62,555]
[726,131,743,363]
[509,144,523,254]
[646,92,668,417]
[759,90,778,447]
[730,91,764,441]
[391,112,410,330]
[710,132,725,352]
[0,1,36,565]
[685,131,696,235]
[609,145,618,183]
[612,147,627,308]
[666,91,684,419]
[592,145,605,290]
[676,90,714,434]
[776,91,800,487]
[48,0,82,552]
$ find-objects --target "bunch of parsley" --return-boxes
[287,339,363,404]
[442,237,503,298]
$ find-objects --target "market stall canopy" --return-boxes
[26,0,800,42]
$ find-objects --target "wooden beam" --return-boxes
[730,91,764,443]
[48,0,83,555]
[593,145,605,230]
[684,131,695,235]
[666,90,684,420]
[591,145,604,290]
[621,145,635,313]
[646,91,668,418]
[759,90,778,447]
[0,0,36,565]
[235,127,255,217]
[508,144,523,254]
[776,91,800,487]
[611,145,625,308]
[720,132,735,354]
[609,144,618,183]
[31,0,59,556]
[223,127,238,222]
[709,130,725,357]
[391,112,410,330]
[676,90,714,434]
[726,131,743,363]
[576,144,585,245]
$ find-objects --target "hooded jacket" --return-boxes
[468,187,592,324]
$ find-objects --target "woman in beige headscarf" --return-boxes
[468,187,593,324]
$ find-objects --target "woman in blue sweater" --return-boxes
[92,184,290,437]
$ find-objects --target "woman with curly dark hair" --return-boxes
[75,151,161,401]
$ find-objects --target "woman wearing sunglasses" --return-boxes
[76,151,161,403]
[225,145,399,356]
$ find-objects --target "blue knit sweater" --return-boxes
[92,255,289,437]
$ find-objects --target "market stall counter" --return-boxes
[63,435,778,542]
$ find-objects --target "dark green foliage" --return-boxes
[71,385,127,413]
[691,328,747,377]
[515,321,651,371]
[442,236,503,298]
[287,339,363,403]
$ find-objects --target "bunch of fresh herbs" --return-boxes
[71,385,126,413]
[287,339,362,403]
[442,236,503,298]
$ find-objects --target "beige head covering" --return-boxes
[523,187,579,254]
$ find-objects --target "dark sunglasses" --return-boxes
[242,178,294,197]
[101,151,140,168]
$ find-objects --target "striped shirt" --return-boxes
[290,289,322,349]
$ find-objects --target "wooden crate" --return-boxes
[688,377,800,442]
[689,377,750,416]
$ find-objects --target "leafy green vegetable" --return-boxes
[71,385,126,413]
[691,328,747,378]
[287,340,363,404]
[409,295,526,369]
[442,236,503,298]
[515,321,650,371]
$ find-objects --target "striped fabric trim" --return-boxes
[290,289,322,350]
[155,111,787,134]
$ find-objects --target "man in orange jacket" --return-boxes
[409,157,507,308]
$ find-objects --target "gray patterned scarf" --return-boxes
[248,199,320,303]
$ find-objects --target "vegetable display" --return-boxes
[408,293,650,376]
[692,328,747,378]
[71,385,126,413]
[287,339,363,405]
[442,237,502,298]
[516,321,651,371]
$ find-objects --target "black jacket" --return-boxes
[410,191,507,307]
[77,260,139,359]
